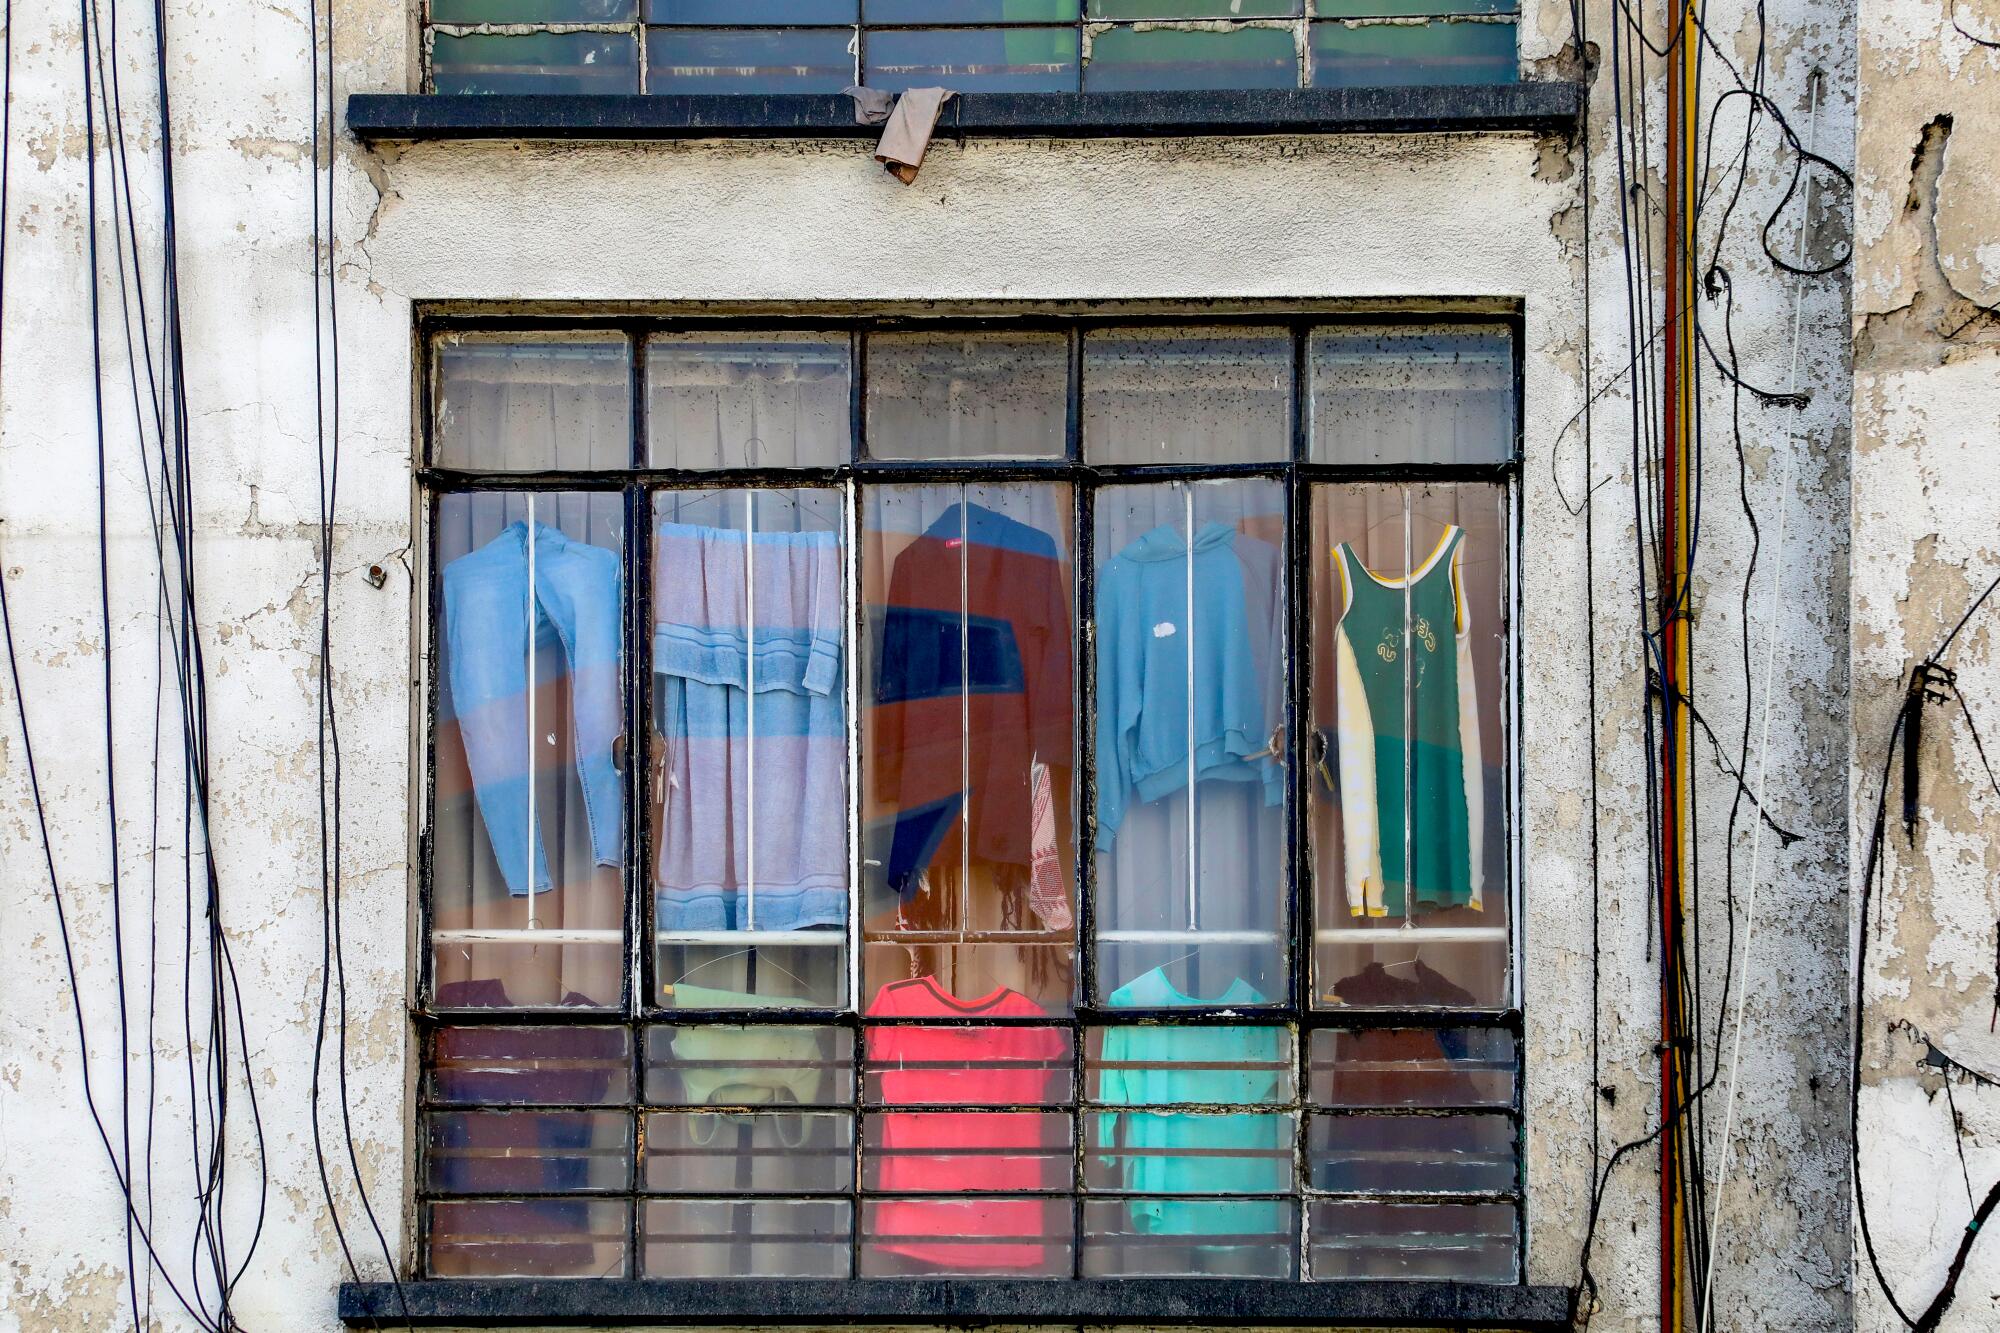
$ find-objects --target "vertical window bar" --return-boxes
[1286,323,1311,1275]
[628,333,648,1017]
[845,478,864,1276]
[959,488,972,922]
[1068,351,1086,1277]
[420,486,442,1010]
[625,330,649,1269]
[1400,486,1413,930]
[744,488,759,930]
[1075,476,1097,1010]
[524,500,541,932]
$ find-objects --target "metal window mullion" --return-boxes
[628,334,649,1020]
[1183,481,1197,935]
[744,490,759,930]
[628,327,651,1272]
[958,489,971,935]
[1401,488,1413,929]
[846,479,863,1276]
[1068,349,1087,1276]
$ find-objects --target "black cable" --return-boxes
[1846,611,2000,1330]
[303,0,409,1316]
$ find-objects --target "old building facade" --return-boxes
[0,0,1994,1330]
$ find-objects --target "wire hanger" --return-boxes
[675,946,811,994]
[1383,945,1423,973]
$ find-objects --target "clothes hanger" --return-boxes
[675,945,811,994]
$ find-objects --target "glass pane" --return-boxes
[1308,323,1516,465]
[1083,24,1299,92]
[646,28,856,94]
[1082,327,1291,465]
[1308,1200,1516,1281]
[647,335,851,469]
[862,1020,1074,1105]
[861,1111,1071,1190]
[1081,1198,1296,1277]
[1309,483,1509,1009]
[869,0,1078,19]
[865,332,1069,460]
[652,489,848,1008]
[648,0,856,19]
[1091,479,1287,1005]
[434,0,635,20]
[1309,1112,1515,1194]
[1085,1025,1293,1104]
[429,1026,633,1105]
[1309,18,1517,88]
[1085,1110,1294,1194]
[1089,0,1297,15]
[865,27,1080,93]
[645,1024,855,1105]
[644,1111,856,1192]
[860,1196,1073,1276]
[432,492,626,1011]
[1307,1026,1514,1107]
[643,1198,853,1277]
[860,484,1077,1014]
[427,1198,631,1277]
[426,1111,633,1193]
[431,31,640,94]
[433,336,632,472]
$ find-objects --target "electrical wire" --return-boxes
[304,0,410,1318]
[1695,68,1821,1333]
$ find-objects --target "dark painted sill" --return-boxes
[346,85,1581,144]
[337,1277,1574,1329]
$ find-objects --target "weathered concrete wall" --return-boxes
[1850,3,2000,1330]
[0,0,1863,1329]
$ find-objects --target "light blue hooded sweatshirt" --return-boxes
[1093,521,1284,848]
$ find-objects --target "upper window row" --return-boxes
[432,323,1518,472]
[424,3,1520,97]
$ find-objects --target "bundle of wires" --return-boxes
[0,0,400,1324]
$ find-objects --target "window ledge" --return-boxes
[346,85,1581,145]
[337,1278,1573,1329]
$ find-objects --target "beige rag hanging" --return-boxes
[874,88,957,184]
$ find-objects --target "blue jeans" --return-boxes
[443,521,624,896]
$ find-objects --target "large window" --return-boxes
[424,3,1521,96]
[418,312,1520,1287]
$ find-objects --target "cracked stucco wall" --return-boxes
[0,0,1858,1330]
[1850,2,2000,1331]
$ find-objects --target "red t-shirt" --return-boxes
[864,977,1070,1270]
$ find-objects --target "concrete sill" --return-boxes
[346,85,1582,144]
[337,1277,1574,1329]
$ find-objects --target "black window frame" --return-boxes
[368,305,1566,1330]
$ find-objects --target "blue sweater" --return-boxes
[1093,521,1283,848]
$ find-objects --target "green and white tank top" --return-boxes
[1329,526,1485,917]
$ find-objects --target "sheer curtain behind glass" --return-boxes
[431,490,627,1012]
[859,483,1077,1019]
[1090,478,1288,1006]
[434,334,633,471]
[651,487,850,1010]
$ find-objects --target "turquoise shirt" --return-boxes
[1096,969,1290,1239]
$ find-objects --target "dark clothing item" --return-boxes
[874,503,1073,894]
